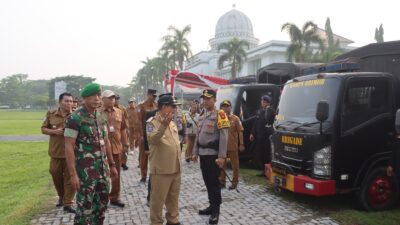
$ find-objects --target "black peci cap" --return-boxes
[147,89,157,96]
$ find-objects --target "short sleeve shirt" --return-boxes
[100,107,127,154]
[41,108,70,158]
[64,107,109,180]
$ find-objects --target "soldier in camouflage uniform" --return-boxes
[64,83,118,225]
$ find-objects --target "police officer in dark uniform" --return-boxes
[249,95,275,170]
[192,89,229,225]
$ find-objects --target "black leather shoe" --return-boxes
[110,200,125,208]
[63,206,76,213]
[198,206,212,215]
[121,164,128,170]
[185,158,190,163]
[209,212,219,224]
[56,198,63,207]
[140,177,146,183]
[166,222,181,225]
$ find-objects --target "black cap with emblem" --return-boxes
[200,89,216,98]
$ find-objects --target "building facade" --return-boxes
[184,7,355,79]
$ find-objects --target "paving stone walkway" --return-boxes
[31,151,338,225]
[0,135,48,142]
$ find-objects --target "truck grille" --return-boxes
[274,153,312,175]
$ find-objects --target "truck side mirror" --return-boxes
[395,109,400,134]
[316,100,329,122]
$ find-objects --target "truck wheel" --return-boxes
[358,167,399,211]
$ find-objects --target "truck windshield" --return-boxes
[275,77,340,131]
[216,87,239,110]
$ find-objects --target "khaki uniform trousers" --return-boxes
[150,172,181,225]
[49,158,75,206]
[139,140,148,179]
[185,135,196,160]
[219,150,240,186]
[109,153,121,202]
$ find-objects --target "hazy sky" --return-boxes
[1,0,398,86]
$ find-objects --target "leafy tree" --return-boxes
[0,74,29,107]
[0,74,49,108]
[281,21,324,62]
[48,75,95,105]
[375,24,384,43]
[217,37,249,78]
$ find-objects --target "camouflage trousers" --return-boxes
[74,176,110,225]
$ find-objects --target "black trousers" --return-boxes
[255,134,271,169]
[200,155,221,213]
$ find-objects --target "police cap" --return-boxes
[200,89,216,98]
[220,100,232,107]
[261,95,271,103]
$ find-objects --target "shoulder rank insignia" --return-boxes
[217,110,230,129]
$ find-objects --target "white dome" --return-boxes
[215,9,254,38]
[209,8,259,50]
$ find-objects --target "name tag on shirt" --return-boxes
[109,125,115,132]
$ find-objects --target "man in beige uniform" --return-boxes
[127,97,138,150]
[135,89,158,182]
[114,94,130,171]
[41,92,76,213]
[147,94,181,225]
[101,90,129,207]
[218,100,245,190]
[184,100,199,162]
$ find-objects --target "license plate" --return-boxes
[274,176,286,187]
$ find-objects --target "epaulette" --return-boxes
[217,109,230,129]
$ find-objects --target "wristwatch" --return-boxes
[109,161,116,167]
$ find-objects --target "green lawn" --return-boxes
[0,110,46,135]
[238,163,400,225]
[0,142,55,225]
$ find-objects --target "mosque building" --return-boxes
[184,6,355,79]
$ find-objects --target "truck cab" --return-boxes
[267,72,400,211]
[216,84,281,161]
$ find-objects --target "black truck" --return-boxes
[266,41,400,210]
[216,84,281,162]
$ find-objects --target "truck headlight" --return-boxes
[313,146,331,176]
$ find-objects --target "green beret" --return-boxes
[80,83,101,97]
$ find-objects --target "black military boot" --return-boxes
[198,206,212,215]
[209,212,219,224]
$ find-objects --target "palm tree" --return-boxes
[161,25,192,70]
[281,21,324,62]
[217,38,249,78]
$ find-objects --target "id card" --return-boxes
[109,125,115,132]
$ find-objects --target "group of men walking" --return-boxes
[41,82,275,225]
